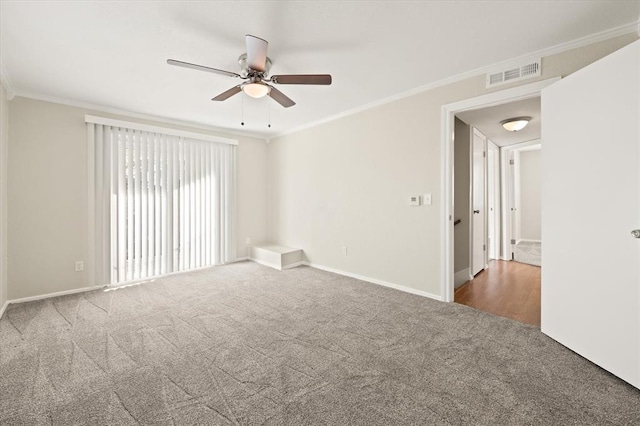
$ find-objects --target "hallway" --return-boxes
[455,260,541,327]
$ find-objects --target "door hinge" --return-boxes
[509,159,515,165]
[511,239,516,244]
[483,244,486,251]
[483,151,486,158]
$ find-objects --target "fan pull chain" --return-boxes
[268,98,271,128]
[241,93,245,126]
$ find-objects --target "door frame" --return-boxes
[500,139,541,261]
[440,77,559,302]
[487,140,501,260]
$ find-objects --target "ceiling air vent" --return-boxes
[486,59,541,88]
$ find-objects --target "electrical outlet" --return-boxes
[342,246,348,256]
[75,261,84,272]
[246,237,251,245]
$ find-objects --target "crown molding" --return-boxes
[0,61,16,100]
[272,20,639,140]
[12,91,269,142]
[4,20,638,142]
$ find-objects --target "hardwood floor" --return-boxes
[455,260,541,327]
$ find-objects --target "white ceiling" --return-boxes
[457,97,541,147]
[1,1,638,138]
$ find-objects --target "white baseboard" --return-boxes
[282,261,305,270]
[454,268,472,288]
[0,300,8,319]
[249,257,282,271]
[8,284,106,305]
[229,256,249,263]
[518,239,541,243]
[248,257,304,271]
[302,262,442,301]
[5,260,249,306]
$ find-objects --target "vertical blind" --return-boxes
[88,119,236,286]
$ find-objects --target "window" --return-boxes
[87,116,236,286]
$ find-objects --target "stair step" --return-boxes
[249,245,304,271]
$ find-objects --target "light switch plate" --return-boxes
[409,195,421,206]
[423,193,432,206]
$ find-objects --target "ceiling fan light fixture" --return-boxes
[500,117,531,132]
[242,82,270,98]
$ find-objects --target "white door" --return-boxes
[541,40,639,388]
[487,141,500,260]
[471,129,486,275]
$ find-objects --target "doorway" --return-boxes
[440,78,557,303]
[447,90,546,326]
[503,141,542,266]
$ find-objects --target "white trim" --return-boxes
[500,147,511,260]
[85,115,238,145]
[283,261,305,270]
[441,78,559,303]
[13,91,265,140]
[247,257,304,271]
[5,21,636,142]
[304,262,442,301]
[487,140,501,260]
[249,257,282,271]
[502,139,542,151]
[105,259,247,289]
[500,139,542,259]
[454,268,472,288]
[2,259,441,312]
[0,61,16,100]
[440,99,454,302]
[443,78,560,115]
[7,285,106,305]
[272,21,638,139]
[536,18,640,60]
[518,239,542,243]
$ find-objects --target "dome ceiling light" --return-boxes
[500,116,531,132]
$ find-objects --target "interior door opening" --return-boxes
[452,96,542,327]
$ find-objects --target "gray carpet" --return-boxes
[514,241,542,267]
[1,262,638,425]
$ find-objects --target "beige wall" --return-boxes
[519,149,541,241]
[0,84,8,309]
[453,118,470,276]
[8,97,268,300]
[268,33,638,297]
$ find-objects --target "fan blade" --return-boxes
[245,34,268,72]
[272,74,332,85]
[268,85,295,108]
[167,59,241,78]
[212,85,242,101]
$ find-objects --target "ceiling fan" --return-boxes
[167,34,332,108]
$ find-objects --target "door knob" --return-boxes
[632,229,640,238]
[473,210,480,214]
